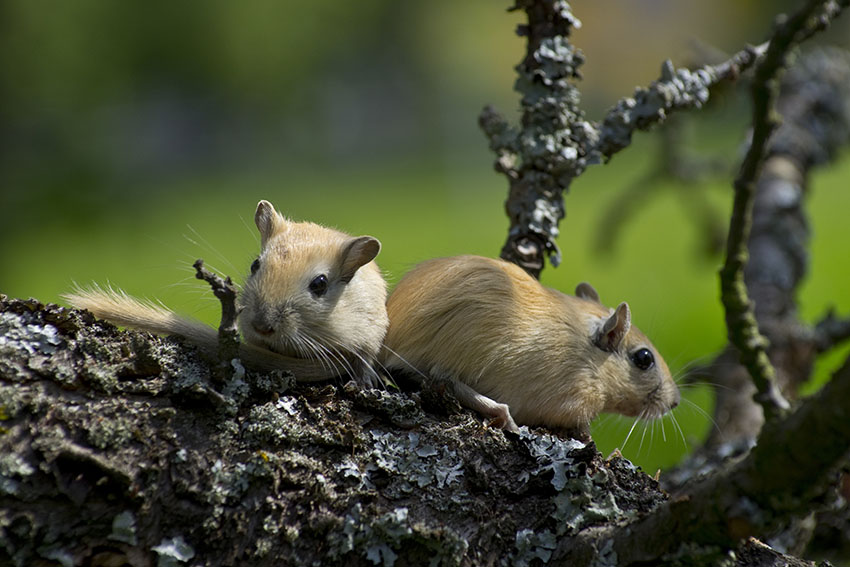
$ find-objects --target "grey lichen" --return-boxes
[109,510,138,546]
[36,546,74,567]
[366,430,464,496]
[327,504,467,567]
[512,529,558,566]
[589,538,618,567]
[201,455,274,531]
[243,396,353,447]
[0,311,63,357]
[345,381,426,427]
[152,536,196,567]
[86,412,135,450]
[249,367,295,395]
[484,2,768,276]
[595,60,715,159]
[0,297,675,566]
[514,428,635,538]
[518,426,586,491]
[0,454,35,497]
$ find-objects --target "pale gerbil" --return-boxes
[65,200,389,387]
[240,199,389,385]
[380,255,679,432]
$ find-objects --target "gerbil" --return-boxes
[65,200,389,387]
[381,255,679,432]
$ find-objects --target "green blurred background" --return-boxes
[2,0,849,473]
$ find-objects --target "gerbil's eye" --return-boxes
[250,258,261,275]
[631,348,655,371]
[309,274,329,297]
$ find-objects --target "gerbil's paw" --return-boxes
[487,404,519,434]
[349,365,386,390]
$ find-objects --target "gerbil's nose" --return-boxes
[670,389,681,409]
[252,316,275,336]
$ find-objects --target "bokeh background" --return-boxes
[3,0,850,472]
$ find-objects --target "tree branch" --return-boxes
[688,44,850,453]
[483,1,824,278]
[592,42,767,162]
[193,258,241,373]
[483,0,586,278]
[718,0,846,421]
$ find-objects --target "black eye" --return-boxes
[250,258,261,275]
[631,348,655,370]
[309,274,329,297]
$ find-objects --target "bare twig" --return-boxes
[718,0,846,422]
[193,258,241,368]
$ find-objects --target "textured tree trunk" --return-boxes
[1,296,845,566]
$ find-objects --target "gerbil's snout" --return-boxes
[670,388,681,409]
[251,315,275,336]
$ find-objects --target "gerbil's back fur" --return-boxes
[381,255,679,429]
[65,200,389,386]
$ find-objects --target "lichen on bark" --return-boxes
[0,297,674,567]
[482,2,805,279]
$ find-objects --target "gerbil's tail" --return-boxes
[63,285,337,381]
[65,284,215,343]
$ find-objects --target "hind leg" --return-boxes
[440,377,519,433]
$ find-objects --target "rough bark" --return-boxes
[0,296,839,567]
[0,297,665,567]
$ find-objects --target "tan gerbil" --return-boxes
[65,200,389,387]
[381,255,679,432]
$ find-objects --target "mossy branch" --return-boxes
[719,0,846,421]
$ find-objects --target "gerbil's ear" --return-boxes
[339,236,381,282]
[575,282,601,303]
[255,200,286,246]
[595,302,631,352]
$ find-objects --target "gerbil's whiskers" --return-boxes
[669,411,688,449]
[239,214,261,247]
[676,380,735,393]
[302,334,352,379]
[681,397,722,434]
[379,344,430,381]
[321,334,380,385]
[290,333,337,377]
[184,224,242,276]
[342,344,396,389]
[622,415,642,450]
[638,416,650,456]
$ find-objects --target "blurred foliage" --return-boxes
[2,1,849,472]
